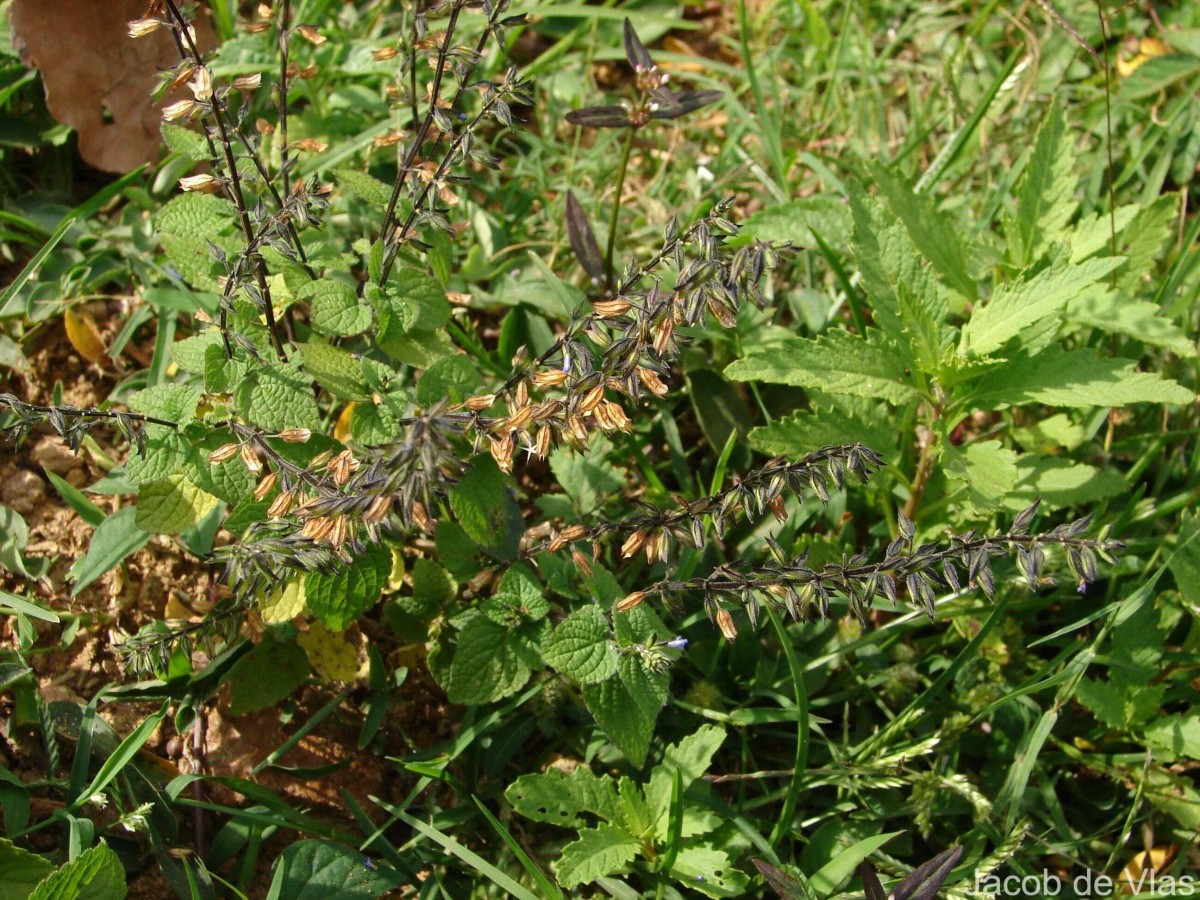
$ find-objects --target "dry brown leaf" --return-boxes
[9,0,214,173]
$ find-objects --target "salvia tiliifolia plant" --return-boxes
[1,0,1122,778]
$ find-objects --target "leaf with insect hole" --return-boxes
[566,191,604,282]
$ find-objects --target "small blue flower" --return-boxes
[666,636,688,650]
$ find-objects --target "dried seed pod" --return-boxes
[507,405,534,431]
[559,524,587,542]
[621,530,647,559]
[532,369,568,388]
[189,67,213,102]
[535,425,553,459]
[571,549,593,577]
[232,73,262,92]
[179,174,222,193]
[617,591,646,613]
[295,24,326,44]
[715,608,737,641]
[309,449,335,469]
[514,381,529,408]
[602,401,630,432]
[490,433,515,474]
[579,385,605,413]
[362,493,394,524]
[240,444,263,473]
[328,449,359,485]
[410,501,431,532]
[372,46,398,61]
[464,393,496,411]
[636,366,668,397]
[594,298,632,317]
[653,317,674,356]
[268,489,295,518]
[208,442,240,464]
[127,18,164,38]
[253,471,278,501]
[277,427,312,443]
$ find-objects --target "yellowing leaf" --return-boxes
[334,403,356,443]
[135,475,219,534]
[1117,37,1170,77]
[297,621,363,682]
[64,307,107,365]
[260,577,307,624]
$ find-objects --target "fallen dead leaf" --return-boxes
[9,0,214,173]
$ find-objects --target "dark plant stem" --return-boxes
[378,0,468,285]
[605,127,636,291]
[902,421,939,522]
[0,395,179,429]
[163,0,287,364]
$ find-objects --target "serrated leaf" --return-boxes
[445,614,532,704]
[203,343,249,394]
[870,163,976,299]
[672,846,750,898]
[125,433,184,486]
[968,347,1195,408]
[543,606,618,684]
[505,767,622,828]
[300,279,372,337]
[582,656,668,767]
[739,195,853,249]
[555,823,640,888]
[228,639,311,714]
[235,364,320,431]
[449,458,523,561]
[305,544,391,631]
[379,328,453,368]
[348,393,408,443]
[1145,714,1200,762]
[961,257,1123,357]
[725,330,917,404]
[491,563,549,621]
[161,122,209,160]
[1012,98,1077,263]
[260,577,308,624]
[0,837,54,897]
[155,193,241,291]
[28,841,126,900]
[373,267,450,337]
[135,475,219,535]
[129,383,201,427]
[1065,291,1195,357]
[1000,456,1125,512]
[171,331,224,372]
[297,622,362,683]
[944,441,1018,512]
[296,342,370,401]
[415,354,481,406]
[748,398,894,458]
[273,839,401,899]
[335,169,393,207]
[180,432,256,504]
[550,435,625,514]
[647,725,726,837]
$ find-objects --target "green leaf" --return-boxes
[0,837,53,898]
[273,839,401,899]
[549,435,624,514]
[203,343,249,394]
[416,354,481,407]
[646,725,726,837]
[296,342,370,401]
[1169,512,1200,607]
[582,656,668,767]
[348,392,409,443]
[505,767,622,828]
[228,639,311,715]
[944,441,1018,512]
[1065,291,1196,357]
[968,347,1195,409]
[809,831,902,897]
[543,606,618,685]
[444,615,533,705]
[125,433,183,487]
[1012,98,1076,263]
[181,432,256,504]
[44,472,105,528]
[379,328,453,369]
[300,280,372,337]
[870,163,976,299]
[384,558,453,639]
[128,384,201,428]
[171,331,224,374]
[490,563,550,621]
[725,330,917,404]
[373,267,450,336]
[334,169,393,207]
[736,196,852,248]
[155,193,241,291]
[960,257,1123,357]
[135,475,220,535]
[28,842,126,900]
[555,824,641,889]
[235,364,320,432]
[748,397,895,458]
[161,123,209,160]
[1145,714,1200,762]
[671,846,750,899]
[449,458,523,561]
[305,544,391,632]
[1001,456,1125,512]
[68,507,150,595]
[0,590,59,622]
[1076,678,1134,729]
